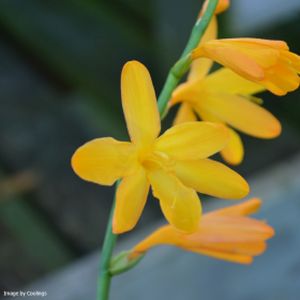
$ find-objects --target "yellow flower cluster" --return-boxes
[71,0,300,264]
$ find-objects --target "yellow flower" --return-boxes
[192,38,300,96]
[131,198,274,264]
[171,67,281,165]
[71,61,249,234]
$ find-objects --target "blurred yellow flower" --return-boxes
[132,198,274,264]
[72,61,249,234]
[192,38,300,96]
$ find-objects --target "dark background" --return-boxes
[0,0,300,291]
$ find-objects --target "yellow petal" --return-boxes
[173,103,197,126]
[132,226,181,255]
[170,80,202,106]
[121,61,160,147]
[262,59,300,96]
[195,105,223,123]
[188,17,217,82]
[147,168,201,233]
[220,129,244,165]
[189,248,253,264]
[208,198,262,217]
[193,41,265,80]
[231,38,288,50]
[195,94,281,138]
[204,68,265,95]
[174,159,249,199]
[113,167,150,234]
[198,215,275,241]
[71,138,136,186]
[189,240,267,256]
[155,122,229,160]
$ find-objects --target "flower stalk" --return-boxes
[97,0,220,299]
[158,0,219,116]
[96,186,118,300]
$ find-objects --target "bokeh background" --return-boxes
[0,0,300,297]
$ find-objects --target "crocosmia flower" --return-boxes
[171,67,281,165]
[72,61,249,234]
[192,38,300,96]
[131,198,274,264]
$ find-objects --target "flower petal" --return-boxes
[147,168,201,233]
[71,138,136,186]
[193,41,265,80]
[195,94,281,138]
[190,240,267,256]
[203,68,265,95]
[132,226,180,255]
[207,198,262,217]
[155,122,229,160]
[189,248,253,264]
[121,61,160,147]
[173,103,197,125]
[220,129,244,165]
[198,215,274,241]
[174,159,249,199]
[113,167,150,234]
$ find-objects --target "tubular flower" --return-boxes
[192,38,300,96]
[71,61,249,234]
[131,198,275,264]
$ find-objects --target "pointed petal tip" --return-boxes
[266,225,276,238]
[242,178,250,197]
[223,157,243,166]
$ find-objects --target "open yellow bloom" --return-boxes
[72,61,249,234]
[193,38,300,96]
[171,67,281,165]
[132,198,274,264]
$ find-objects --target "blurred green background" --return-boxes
[0,0,300,292]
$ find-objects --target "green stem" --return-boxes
[157,0,219,116]
[97,185,118,300]
[96,0,218,299]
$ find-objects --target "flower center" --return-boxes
[139,150,175,171]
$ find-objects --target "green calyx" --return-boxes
[109,251,145,276]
